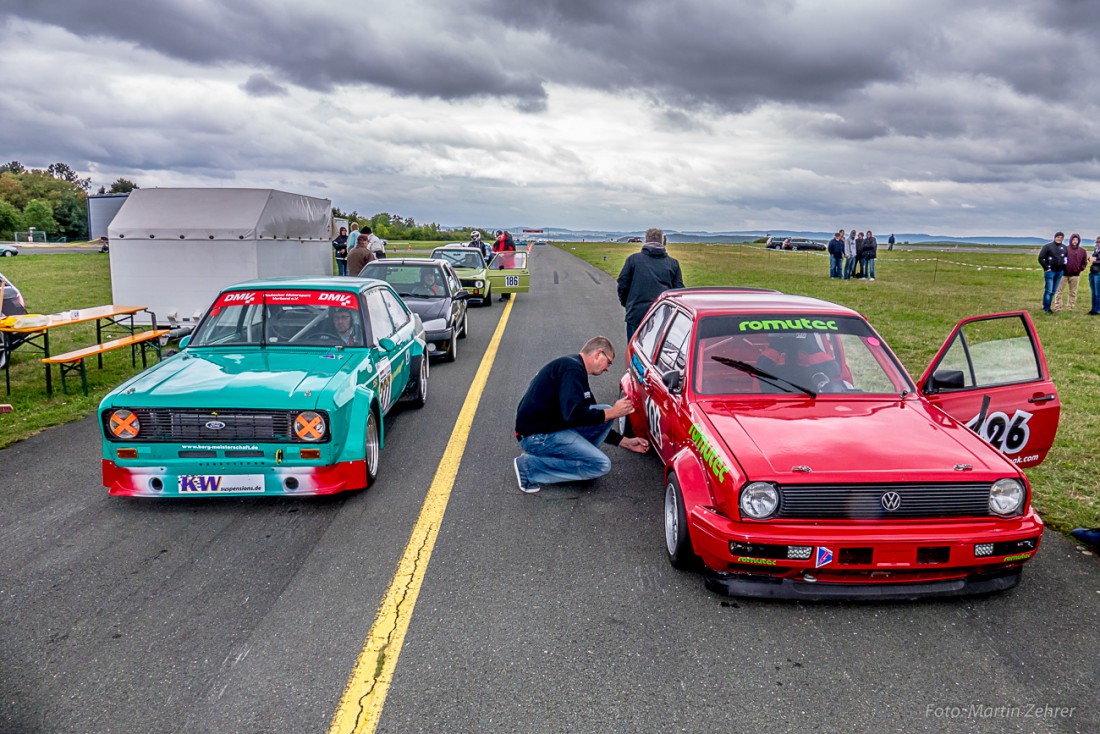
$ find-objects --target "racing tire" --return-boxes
[664,474,699,570]
[406,353,429,408]
[457,308,468,339]
[482,285,493,307]
[365,409,381,487]
[1,250,13,257]
[444,332,457,362]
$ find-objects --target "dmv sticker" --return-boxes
[815,546,834,568]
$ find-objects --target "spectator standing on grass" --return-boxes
[864,230,878,281]
[888,233,895,251]
[844,229,857,279]
[346,232,376,276]
[1038,232,1068,313]
[332,226,349,276]
[617,228,685,341]
[1088,236,1100,316]
[1054,233,1087,312]
[512,337,649,493]
[827,230,845,279]
[855,232,866,278]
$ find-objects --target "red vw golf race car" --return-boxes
[619,287,1060,600]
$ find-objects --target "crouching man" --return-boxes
[513,336,649,493]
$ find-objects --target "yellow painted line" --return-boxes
[329,295,517,734]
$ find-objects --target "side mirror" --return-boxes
[454,291,470,300]
[927,369,965,392]
[378,337,397,352]
[661,369,681,392]
[178,335,191,349]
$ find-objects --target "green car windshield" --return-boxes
[432,250,484,270]
[191,289,367,347]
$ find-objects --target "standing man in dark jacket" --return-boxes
[617,228,684,341]
[332,227,349,276]
[513,336,649,493]
[1054,233,1087,312]
[827,230,845,279]
[1038,232,1067,313]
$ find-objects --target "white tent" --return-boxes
[108,188,333,323]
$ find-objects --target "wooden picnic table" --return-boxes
[0,305,155,396]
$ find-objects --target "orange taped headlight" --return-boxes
[109,409,141,439]
[294,411,326,442]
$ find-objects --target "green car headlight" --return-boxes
[475,280,484,288]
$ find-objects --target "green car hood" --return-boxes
[105,348,362,410]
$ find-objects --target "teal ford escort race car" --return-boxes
[100,277,429,497]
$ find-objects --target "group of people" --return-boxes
[827,230,891,280]
[1037,231,1100,315]
[331,223,386,276]
[512,228,682,493]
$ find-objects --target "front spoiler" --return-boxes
[702,566,1022,601]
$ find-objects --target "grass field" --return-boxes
[560,241,1099,533]
[2,243,1096,532]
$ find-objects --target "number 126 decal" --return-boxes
[966,395,1031,455]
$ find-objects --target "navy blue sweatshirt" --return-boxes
[515,354,622,444]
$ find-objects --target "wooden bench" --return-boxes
[43,330,171,396]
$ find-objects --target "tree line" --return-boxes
[0,160,138,242]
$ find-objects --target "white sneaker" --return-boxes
[514,457,540,493]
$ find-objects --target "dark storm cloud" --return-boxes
[242,74,288,98]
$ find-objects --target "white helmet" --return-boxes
[471,230,481,240]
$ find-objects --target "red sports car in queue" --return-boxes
[619,287,1060,600]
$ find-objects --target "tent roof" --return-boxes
[108,188,332,241]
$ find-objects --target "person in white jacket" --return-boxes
[843,229,858,280]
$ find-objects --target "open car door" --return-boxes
[487,251,530,295]
[917,312,1059,468]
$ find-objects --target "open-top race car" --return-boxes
[99,277,429,497]
[430,245,530,305]
[619,287,1060,600]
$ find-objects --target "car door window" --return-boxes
[366,290,395,342]
[932,315,1041,389]
[381,289,410,331]
[635,304,673,363]
[656,312,692,373]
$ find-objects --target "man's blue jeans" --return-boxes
[336,259,348,276]
[867,258,876,279]
[843,256,856,279]
[1043,270,1064,311]
[1090,271,1100,313]
[518,405,613,486]
[830,255,843,278]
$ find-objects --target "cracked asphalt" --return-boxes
[2,245,1099,734]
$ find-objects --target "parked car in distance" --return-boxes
[766,237,825,251]
[1,243,19,257]
[99,276,429,497]
[619,287,1060,600]
[359,258,469,362]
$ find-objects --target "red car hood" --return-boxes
[696,397,1013,483]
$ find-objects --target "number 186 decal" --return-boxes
[966,395,1031,455]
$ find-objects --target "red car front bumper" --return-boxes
[689,506,1043,600]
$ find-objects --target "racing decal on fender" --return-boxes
[815,546,834,568]
[644,397,662,450]
[630,353,646,383]
[377,357,393,412]
[688,423,730,483]
[965,395,1033,456]
[739,318,839,333]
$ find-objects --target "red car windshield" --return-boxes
[693,314,914,396]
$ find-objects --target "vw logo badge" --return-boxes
[205,420,226,430]
[881,491,902,512]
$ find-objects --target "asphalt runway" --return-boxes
[1,244,1098,733]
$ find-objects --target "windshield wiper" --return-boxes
[711,356,816,398]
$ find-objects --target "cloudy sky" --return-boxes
[3,0,1100,237]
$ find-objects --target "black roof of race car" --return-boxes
[657,287,861,318]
